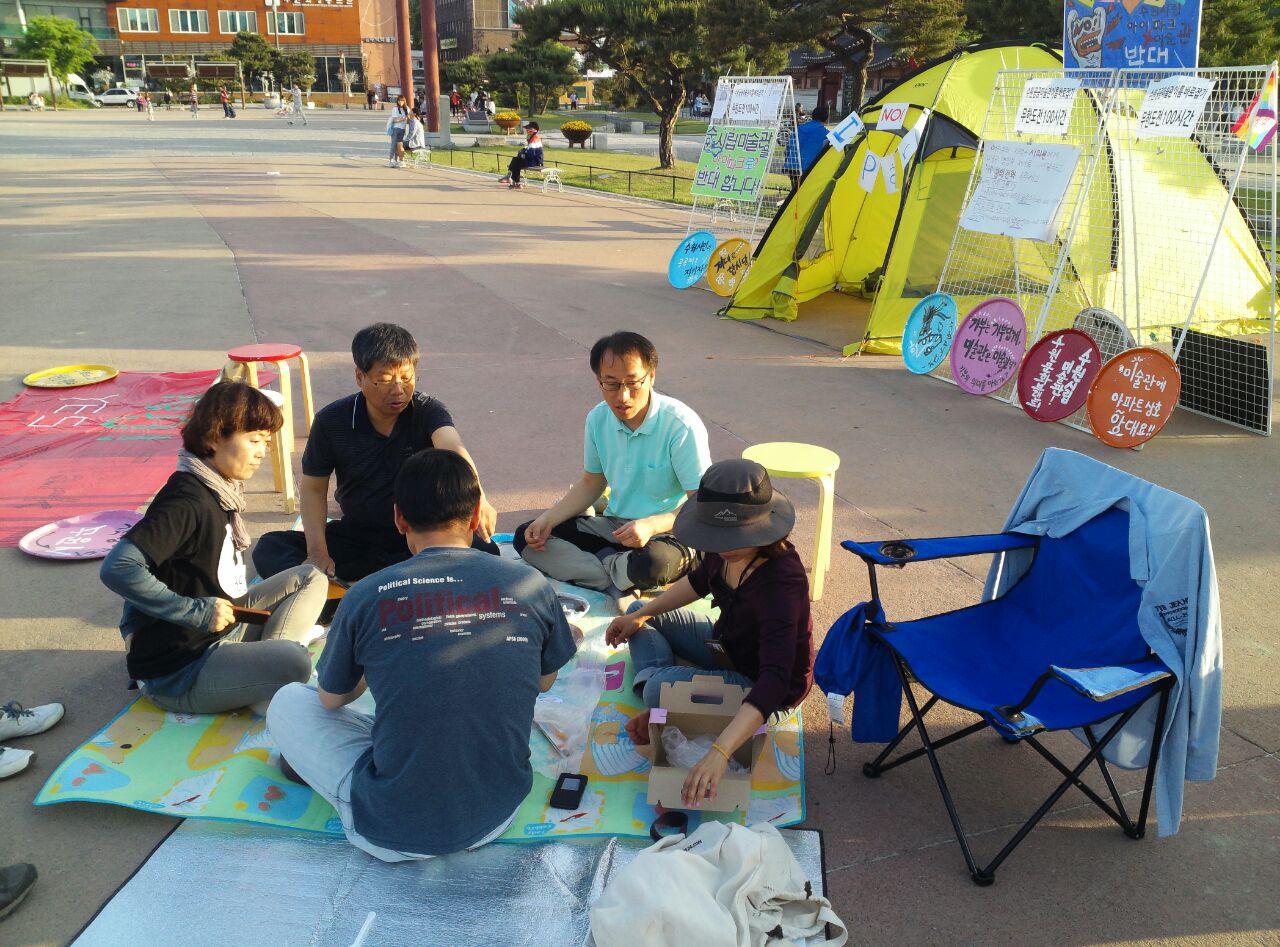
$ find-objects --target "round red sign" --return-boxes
[1016,329,1102,422]
[1086,348,1182,449]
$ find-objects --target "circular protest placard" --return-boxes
[1016,328,1101,422]
[667,231,717,289]
[1087,348,1181,449]
[19,509,140,561]
[949,297,1027,395]
[901,293,958,374]
[23,364,119,389]
[707,238,752,297]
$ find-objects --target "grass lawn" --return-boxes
[465,109,709,135]
[433,143,789,208]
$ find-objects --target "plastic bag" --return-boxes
[532,658,605,776]
[660,726,748,774]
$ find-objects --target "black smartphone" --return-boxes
[549,772,588,810]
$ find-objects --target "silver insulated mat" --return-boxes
[76,821,825,946]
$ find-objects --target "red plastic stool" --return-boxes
[221,343,314,513]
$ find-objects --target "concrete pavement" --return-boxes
[1,117,1278,945]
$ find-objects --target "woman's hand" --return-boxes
[605,612,646,647]
[682,748,730,808]
[208,598,236,634]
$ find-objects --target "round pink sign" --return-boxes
[949,297,1028,395]
[1017,329,1102,422]
[19,509,140,561]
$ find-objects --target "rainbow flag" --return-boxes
[1233,65,1278,152]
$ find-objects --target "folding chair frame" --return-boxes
[864,644,1173,886]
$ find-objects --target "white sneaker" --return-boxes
[0,701,64,741]
[0,747,33,780]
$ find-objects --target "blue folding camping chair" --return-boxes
[832,505,1174,886]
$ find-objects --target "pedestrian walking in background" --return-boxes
[366,88,375,110]
[164,89,173,110]
[386,94,409,166]
[220,86,234,119]
[450,89,461,117]
[189,84,199,118]
[287,84,308,126]
[143,91,155,121]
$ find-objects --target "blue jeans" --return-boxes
[626,605,754,708]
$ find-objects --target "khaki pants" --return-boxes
[514,514,696,593]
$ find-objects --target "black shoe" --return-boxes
[0,863,37,921]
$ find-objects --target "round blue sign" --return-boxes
[901,293,958,374]
[667,231,718,289]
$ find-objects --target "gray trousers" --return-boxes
[514,514,695,593]
[147,565,326,715]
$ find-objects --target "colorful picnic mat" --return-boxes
[36,583,805,841]
[0,371,219,544]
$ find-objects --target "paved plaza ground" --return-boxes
[1,109,1278,946]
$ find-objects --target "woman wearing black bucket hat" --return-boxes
[606,459,813,808]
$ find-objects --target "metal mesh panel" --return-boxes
[930,66,1277,437]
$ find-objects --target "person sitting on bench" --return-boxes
[253,323,499,584]
[514,331,710,601]
[268,449,577,861]
[100,382,327,715]
[499,121,544,189]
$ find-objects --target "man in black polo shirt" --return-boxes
[253,323,499,582]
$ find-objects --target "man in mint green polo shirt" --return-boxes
[515,331,711,597]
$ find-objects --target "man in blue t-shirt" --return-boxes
[514,331,711,599]
[268,449,576,861]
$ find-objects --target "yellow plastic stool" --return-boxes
[742,442,841,601]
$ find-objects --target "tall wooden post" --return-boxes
[394,0,413,109]
[419,0,440,132]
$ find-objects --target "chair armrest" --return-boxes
[841,532,1038,567]
[1049,657,1172,701]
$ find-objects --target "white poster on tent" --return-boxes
[882,155,900,193]
[877,102,910,130]
[827,111,865,151]
[859,151,882,192]
[1014,77,1080,135]
[959,140,1081,242]
[897,113,927,166]
[1135,75,1215,139]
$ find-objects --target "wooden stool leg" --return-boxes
[278,439,297,513]
[221,360,247,384]
[270,425,285,495]
[274,359,294,454]
[811,473,836,602]
[295,352,315,434]
[243,362,260,389]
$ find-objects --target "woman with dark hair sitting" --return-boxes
[101,382,327,715]
[605,459,813,808]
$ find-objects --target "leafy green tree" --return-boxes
[484,37,579,118]
[225,31,276,91]
[962,0,1059,45]
[1199,0,1280,66]
[272,48,317,91]
[442,55,488,97]
[520,0,785,168]
[704,0,964,112]
[15,15,100,82]
[592,74,645,111]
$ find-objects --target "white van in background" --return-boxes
[6,72,102,106]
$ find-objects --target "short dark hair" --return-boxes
[352,323,419,373]
[395,449,480,530]
[810,103,829,123]
[525,121,539,130]
[590,331,658,375]
[181,382,282,459]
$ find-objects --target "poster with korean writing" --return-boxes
[691,125,777,202]
[1087,348,1182,447]
[958,140,1081,243]
[1064,0,1202,71]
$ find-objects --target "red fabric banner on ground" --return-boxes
[0,371,218,546]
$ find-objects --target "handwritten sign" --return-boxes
[709,81,784,124]
[18,509,141,560]
[1136,75,1215,140]
[901,294,958,375]
[858,151,881,193]
[959,140,1080,242]
[897,112,927,167]
[949,297,1027,395]
[667,231,717,289]
[1016,329,1101,422]
[877,102,909,131]
[707,238,751,297]
[826,111,865,152]
[1064,0,1202,70]
[690,125,775,201]
[1087,348,1182,448]
[1015,78,1080,136]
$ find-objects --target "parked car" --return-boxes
[96,88,138,107]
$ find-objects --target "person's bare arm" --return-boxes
[522,472,609,551]
[604,577,700,646]
[611,490,696,548]
[539,672,558,693]
[431,426,496,540]
[318,678,367,710]
[299,474,334,576]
